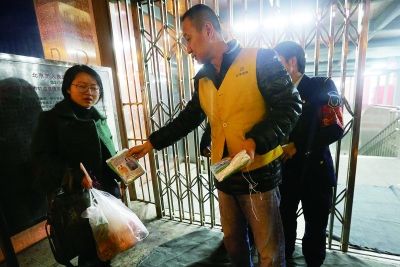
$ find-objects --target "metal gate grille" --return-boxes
[110,0,370,251]
[135,0,219,226]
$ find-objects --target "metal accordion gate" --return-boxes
[109,0,370,252]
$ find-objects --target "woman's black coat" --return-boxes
[32,99,119,194]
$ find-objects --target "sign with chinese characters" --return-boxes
[34,0,101,65]
[0,53,120,146]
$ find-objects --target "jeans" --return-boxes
[218,188,285,267]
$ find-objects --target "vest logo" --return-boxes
[236,66,249,77]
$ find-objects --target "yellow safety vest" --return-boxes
[198,48,282,172]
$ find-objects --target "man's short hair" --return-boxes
[274,41,306,74]
[180,4,221,34]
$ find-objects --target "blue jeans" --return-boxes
[218,188,285,267]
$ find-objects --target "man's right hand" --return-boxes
[127,141,154,159]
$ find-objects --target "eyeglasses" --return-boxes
[72,84,100,94]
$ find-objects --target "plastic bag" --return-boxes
[82,188,149,261]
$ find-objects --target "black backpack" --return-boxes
[45,190,90,267]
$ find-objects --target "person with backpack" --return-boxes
[274,41,344,267]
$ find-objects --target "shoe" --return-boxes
[286,256,295,267]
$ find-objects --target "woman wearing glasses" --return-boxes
[32,65,120,267]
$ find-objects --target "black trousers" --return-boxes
[279,170,333,267]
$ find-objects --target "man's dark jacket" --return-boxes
[149,40,302,194]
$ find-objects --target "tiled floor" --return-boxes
[1,202,399,267]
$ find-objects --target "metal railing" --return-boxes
[359,116,400,157]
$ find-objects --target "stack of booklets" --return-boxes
[106,149,145,185]
[210,150,251,182]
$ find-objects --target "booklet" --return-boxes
[106,149,145,185]
[210,150,251,182]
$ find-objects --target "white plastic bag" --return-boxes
[82,188,148,261]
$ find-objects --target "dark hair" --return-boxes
[180,4,221,34]
[61,65,104,101]
[274,41,306,74]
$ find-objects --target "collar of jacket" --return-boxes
[53,99,106,121]
[298,74,330,102]
[193,39,241,81]
[297,74,312,99]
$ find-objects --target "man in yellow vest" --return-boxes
[128,4,301,266]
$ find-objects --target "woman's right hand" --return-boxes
[80,162,93,189]
[81,174,93,189]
